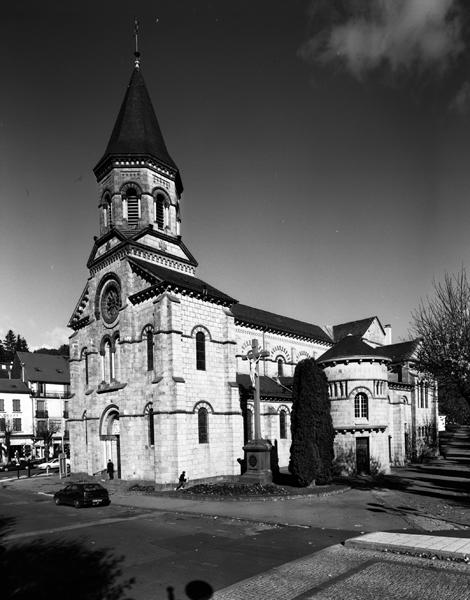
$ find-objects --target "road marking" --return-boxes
[3,512,155,541]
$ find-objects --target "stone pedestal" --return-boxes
[241,439,272,484]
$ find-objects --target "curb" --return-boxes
[345,532,470,563]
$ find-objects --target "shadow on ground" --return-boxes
[0,516,215,600]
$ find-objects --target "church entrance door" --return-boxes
[102,411,121,479]
[356,437,370,475]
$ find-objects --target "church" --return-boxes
[68,53,438,486]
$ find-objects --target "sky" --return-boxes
[2,1,470,349]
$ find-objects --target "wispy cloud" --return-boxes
[450,80,470,114]
[33,326,70,350]
[300,0,465,80]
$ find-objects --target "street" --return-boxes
[0,483,350,599]
[2,472,470,600]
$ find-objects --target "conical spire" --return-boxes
[94,67,182,193]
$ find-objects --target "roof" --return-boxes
[332,317,378,342]
[129,257,237,306]
[15,352,70,384]
[378,340,420,363]
[231,304,332,344]
[94,67,182,193]
[237,374,293,400]
[0,379,30,394]
[318,335,390,363]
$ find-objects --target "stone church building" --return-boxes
[68,58,438,485]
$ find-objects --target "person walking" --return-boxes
[106,459,114,480]
[175,471,187,490]
[16,460,21,479]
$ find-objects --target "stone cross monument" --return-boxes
[241,339,272,483]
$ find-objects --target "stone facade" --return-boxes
[68,62,438,486]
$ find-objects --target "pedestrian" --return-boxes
[175,471,187,490]
[16,460,20,479]
[106,459,114,480]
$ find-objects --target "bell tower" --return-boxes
[93,62,183,239]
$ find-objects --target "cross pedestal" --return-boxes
[242,438,272,484]
[241,338,273,484]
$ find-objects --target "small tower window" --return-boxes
[102,194,112,229]
[155,194,165,230]
[146,403,155,446]
[145,327,154,372]
[277,357,284,377]
[354,393,369,419]
[196,332,206,371]
[198,407,208,443]
[126,187,140,226]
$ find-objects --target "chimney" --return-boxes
[384,324,392,345]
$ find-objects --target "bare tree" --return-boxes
[411,268,470,406]
[35,421,61,460]
[0,417,13,463]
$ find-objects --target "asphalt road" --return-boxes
[2,480,470,600]
[0,484,353,600]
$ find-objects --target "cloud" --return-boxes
[450,80,470,114]
[33,326,70,350]
[300,0,465,80]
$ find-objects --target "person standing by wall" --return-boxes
[106,459,114,480]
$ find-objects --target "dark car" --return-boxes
[0,460,27,472]
[53,483,110,508]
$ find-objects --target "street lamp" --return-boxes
[241,338,272,484]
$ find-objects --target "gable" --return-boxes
[363,318,386,346]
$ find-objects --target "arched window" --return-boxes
[125,187,140,226]
[102,194,112,228]
[354,393,369,419]
[155,193,165,230]
[196,332,206,371]
[277,358,284,377]
[145,327,154,372]
[198,407,208,443]
[85,352,89,386]
[246,408,253,442]
[279,409,287,439]
[146,403,155,446]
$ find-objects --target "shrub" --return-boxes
[289,358,335,486]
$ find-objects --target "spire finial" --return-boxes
[134,17,140,68]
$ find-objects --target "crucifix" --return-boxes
[241,339,272,483]
[243,339,269,440]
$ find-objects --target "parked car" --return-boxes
[0,460,27,472]
[53,482,110,508]
[38,457,71,471]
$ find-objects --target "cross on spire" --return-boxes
[134,17,140,68]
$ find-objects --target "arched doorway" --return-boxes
[100,407,121,478]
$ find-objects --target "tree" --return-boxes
[35,420,61,460]
[411,268,470,408]
[288,358,335,486]
[3,330,17,361]
[34,344,69,357]
[15,334,29,352]
[0,417,13,463]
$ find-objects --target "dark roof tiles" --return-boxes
[0,379,30,394]
[378,340,420,363]
[232,304,332,343]
[129,258,236,305]
[318,335,390,363]
[94,68,182,192]
[332,317,377,342]
[15,352,70,384]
